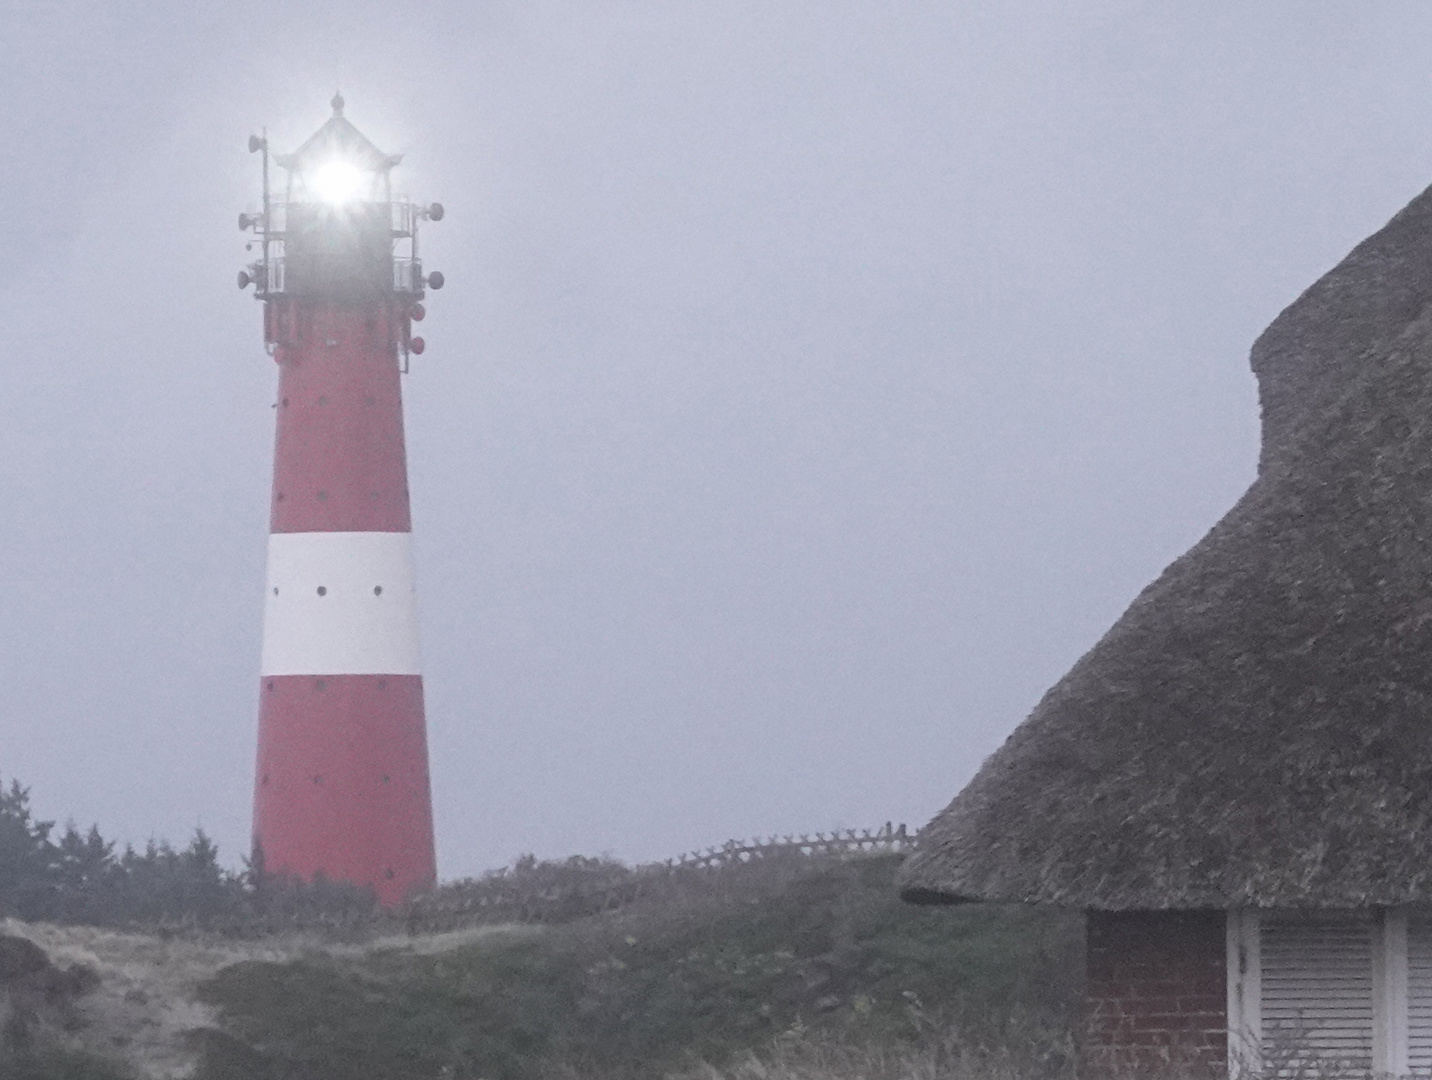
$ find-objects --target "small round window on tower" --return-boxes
[317,586,327,596]
[374,585,383,596]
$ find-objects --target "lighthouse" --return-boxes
[239,96,443,905]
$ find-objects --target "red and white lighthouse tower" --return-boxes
[239,96,443,905]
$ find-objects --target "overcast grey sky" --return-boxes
[0,2,1426,877]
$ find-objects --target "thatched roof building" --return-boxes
[901,184,1432,1077]
[902,183,1432,913]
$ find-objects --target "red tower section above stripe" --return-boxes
[270,307,412,534]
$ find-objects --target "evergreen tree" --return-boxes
[53,823,118,923]
[0,780,59,919]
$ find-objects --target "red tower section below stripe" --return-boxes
[271,306,412,533]
[254,673,435,906]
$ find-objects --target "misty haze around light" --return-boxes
[0,3,1425,879]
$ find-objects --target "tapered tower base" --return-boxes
[256,674,434,904]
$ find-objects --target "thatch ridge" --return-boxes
[900,182,1432,909]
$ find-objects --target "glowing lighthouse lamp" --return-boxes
[310,159,368,204]
[239,95,445,905]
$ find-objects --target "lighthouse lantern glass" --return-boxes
[310,159,369,205]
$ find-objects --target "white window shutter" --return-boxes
[1259,912,1375,1076]
[1406,913,1432,1073]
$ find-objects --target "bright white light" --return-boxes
[310,159,367,204]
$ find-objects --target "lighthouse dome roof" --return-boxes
[276,95,402,174]
[900,182,1432,912]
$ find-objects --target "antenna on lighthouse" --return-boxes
[238,99,445,906]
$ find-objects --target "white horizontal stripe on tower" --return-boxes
[261,531,422,676]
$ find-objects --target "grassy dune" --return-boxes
[194,855,1082,1080]
[0,854,1084,1079]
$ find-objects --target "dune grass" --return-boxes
[193,855,1082,1080]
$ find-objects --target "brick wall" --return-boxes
[1086,910,1227,1078]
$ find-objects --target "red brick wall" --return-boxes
[1085,910,1226,1078]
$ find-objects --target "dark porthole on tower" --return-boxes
[272,587,279,596]
[374,585,383,596]
[317,586,327,596]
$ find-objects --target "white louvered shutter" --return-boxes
[1406,915,1432,1074]
[1259,912,1375,1076]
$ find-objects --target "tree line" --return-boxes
[0,777,373,927]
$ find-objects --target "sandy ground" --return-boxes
[2,918,530,1079]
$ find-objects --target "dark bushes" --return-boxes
[0,776,374,929]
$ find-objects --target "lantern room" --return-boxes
[238,93,444,359]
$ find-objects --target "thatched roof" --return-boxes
[900,183,1432,911]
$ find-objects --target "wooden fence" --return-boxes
[665,823,915,870]
[402,822,916,933]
